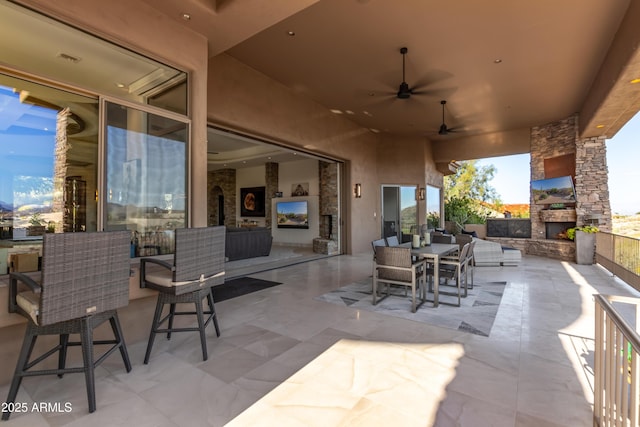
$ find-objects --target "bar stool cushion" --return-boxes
[144,269,174,288]
[16,291,39,324]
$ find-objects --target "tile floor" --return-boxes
[2,252,639,426]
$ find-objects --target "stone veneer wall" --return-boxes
[530,115,577,245]
[519,114,611,261]
[319,161,339,241]
[575,137,611,231]
[264,162,278,229]
[207,169,236,228]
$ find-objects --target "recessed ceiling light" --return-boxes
[370,128,380,133]
[345,110,355,115]
[494,59,502,64]
[287,31,295,36]
[115,83,125,88]
[267,156,272,160]
[182,13,191,20]
[596,124,605,128]
[57,52,81,63]
[293,152,297,155]
[363,111,372,117]
[631,78,640,84]
[330,109,343,114]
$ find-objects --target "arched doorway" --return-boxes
[210,185,225,226]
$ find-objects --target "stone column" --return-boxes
[575,136,611,231]
[265,162,279,228]
[208,169,236,227]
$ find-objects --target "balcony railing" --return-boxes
[596,232,640,293]
[594,295,640,427]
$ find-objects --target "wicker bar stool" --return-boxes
[2,231,132,420]
[140,226,225,363]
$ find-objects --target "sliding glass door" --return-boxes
[381,185,418,243]
[426,185,442,229]
[103,99,189,256]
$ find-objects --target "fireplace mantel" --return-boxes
[539,209,576,223]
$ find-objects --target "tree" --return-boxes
[444,160,501,204]
[443,160,501,232]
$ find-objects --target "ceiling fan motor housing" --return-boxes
[397,82,411,98]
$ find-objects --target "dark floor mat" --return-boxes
[213,277,282,302]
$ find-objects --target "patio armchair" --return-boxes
[2,231,132,420]
[373,246,426,313]
[140,226,225,363]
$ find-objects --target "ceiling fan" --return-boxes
[438,100,460,135]
[396,47,423,99]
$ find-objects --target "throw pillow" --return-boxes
[461,229,478,238]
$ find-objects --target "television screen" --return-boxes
[276,200,309,229]
[531,175,576,205]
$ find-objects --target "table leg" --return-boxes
[433,255,439,307]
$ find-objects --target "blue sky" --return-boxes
[476,111,640,215]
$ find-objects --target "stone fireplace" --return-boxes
[319,214,336,240]
[539,208,576,240]
[312,162,339,255]
[545,222,574,240]
[489,115,611,262]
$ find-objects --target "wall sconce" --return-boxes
[354,183,362,198]
[416,187,425,201]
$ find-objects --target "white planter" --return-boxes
[575,230,596,265]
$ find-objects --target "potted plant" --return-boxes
[567,225,599,265]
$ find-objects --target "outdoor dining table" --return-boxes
[401,242,459,307]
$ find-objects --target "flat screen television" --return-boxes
[276,200,309,229]
[531,175,577,205]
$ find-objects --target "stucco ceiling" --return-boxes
[148,0,640,160]
[4,0,639,165]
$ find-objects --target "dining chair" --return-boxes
[371,238,388,296]
[465,240,476,290]
[451,236,475,289]
[2,231,132,420]
[431,233,453,244]
[371,238,387,256]
[454,233,472,250]
[437,242,471,306]
[140,226,225,363]
[373,246,426,313]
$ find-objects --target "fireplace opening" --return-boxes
[320,214,335,240]
[545,222,574,240]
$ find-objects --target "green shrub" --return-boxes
[444,197,488,233]
[566,225,599,240]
